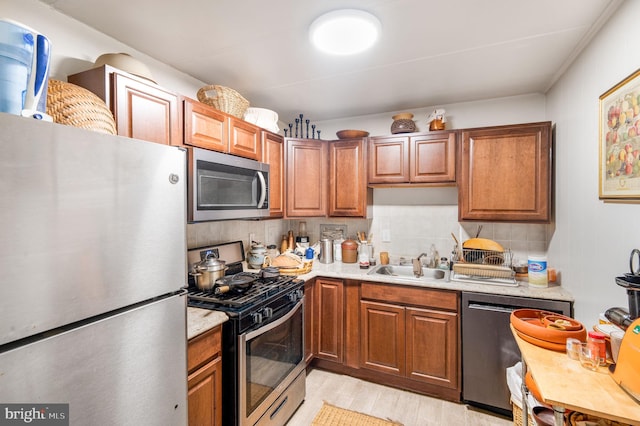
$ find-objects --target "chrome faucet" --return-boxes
[413,253,428,277]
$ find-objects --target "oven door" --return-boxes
[189,148,269,221]
[239,299,305,426]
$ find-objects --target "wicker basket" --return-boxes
[197,85,249,118]
[278,260,313,276]
[511,403,535,426]
[47,79,116,135]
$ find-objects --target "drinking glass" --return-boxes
[579,343,598,371]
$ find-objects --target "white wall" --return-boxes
[545,0,640,323]
[316,93,546,138]
[4,0,206,99]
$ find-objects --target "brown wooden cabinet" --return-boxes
[359,283,459,391]
[262,131,285,218]
[68,65,181,146]
[314,278,344,363]
[187,326,222,426]
[369,131,456,186]
[183,97,227,151]
[360,300,406,376]
[458,122,551,222]
[285,138,327,217]
[368,135,409,184]
[328,138,372,217]
[304,279,315,365]
[410,132,456,183]
[228,116,261,161]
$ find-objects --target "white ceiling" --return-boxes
[40,0,622,123]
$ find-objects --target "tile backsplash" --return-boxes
[187,206,548,269]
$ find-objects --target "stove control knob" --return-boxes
[288,292,298,303]
[252,312,263,324]
[295,289,304,300]
[262,307,273,318]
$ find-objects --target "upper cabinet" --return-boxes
[285,138,327,217]
[183,97,227,151]
[368,131,456,186]
[329,138,372,217]
[182,97,261,160]
[262,131,285,218]
[228,116,261,161]
[458,121,552,223]
[285,138,371,218]
[68,65,181,146]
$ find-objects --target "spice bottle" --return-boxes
[280,235,289,253]
[287,230,294,251]
[587,331,606,366]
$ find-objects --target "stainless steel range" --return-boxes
[187,241,306,426]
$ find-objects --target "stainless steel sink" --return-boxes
[366,264,446,281]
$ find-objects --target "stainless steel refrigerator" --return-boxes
[0,114,188,425]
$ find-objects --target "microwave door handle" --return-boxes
[257,171,267,208]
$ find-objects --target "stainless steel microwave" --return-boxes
[188,148,270,222]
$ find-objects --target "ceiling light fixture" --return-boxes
[309,9,381,56]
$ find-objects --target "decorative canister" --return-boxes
[341,239,358,263]
[248,243,267,269]
[528,255,548,287]
[390,113,416,134]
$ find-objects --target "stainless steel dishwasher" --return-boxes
[461,292,572,415]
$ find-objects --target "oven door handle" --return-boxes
[245,299,303,341]
[257,171,267,209]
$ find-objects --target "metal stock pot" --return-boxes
[190,256,227,291]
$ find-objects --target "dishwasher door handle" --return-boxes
[467,303,519,314]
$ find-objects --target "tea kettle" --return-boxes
[0,19,52,120]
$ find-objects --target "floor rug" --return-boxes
[311,402,403,426]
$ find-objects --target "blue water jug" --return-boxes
[0,19,51,120]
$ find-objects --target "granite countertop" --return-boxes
[187,307,228,340]
[187,260,573,339]
[291,261,574,302]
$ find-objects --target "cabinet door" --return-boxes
[368,136,409,183]
[262,131,285,218]
[406,307,458,389]
[360,300,405,377]
[458,122,551,222]
[315,278,343,363]
[329,138,369,217]
[304,279,315,365]
[183,97,227,152]
[188,357,222,426]
[285,138,327,217]
[410,132,456,183]
[228,116,261,160]
[112,72,180,146]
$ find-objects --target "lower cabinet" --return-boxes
[304,279,315,365]
[360,300,458,390]
[306,277,461,401]
[187,325,222,426]
[314,278,344,363]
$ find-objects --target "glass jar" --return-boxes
[587,331,606,366]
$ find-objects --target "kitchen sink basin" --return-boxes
[366,264,446,281]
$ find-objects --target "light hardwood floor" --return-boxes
[286,369,512,426]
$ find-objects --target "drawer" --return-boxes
[361,282,458,311]
[187,325,222,373]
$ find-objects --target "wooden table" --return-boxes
[511,326,640,426]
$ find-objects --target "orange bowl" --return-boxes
[336,129,369,139]
[510,309,586,345]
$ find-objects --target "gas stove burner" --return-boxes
[187,274,303,313]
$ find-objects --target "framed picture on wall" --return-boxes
[599,67,640,200]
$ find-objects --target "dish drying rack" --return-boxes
[451,248,518,286]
